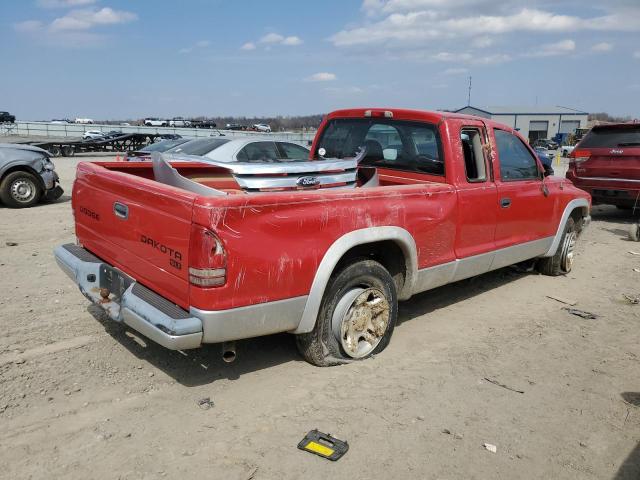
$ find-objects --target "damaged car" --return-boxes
[0,144,63,208]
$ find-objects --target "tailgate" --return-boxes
[577,148,640,180]
[73,163,196,308]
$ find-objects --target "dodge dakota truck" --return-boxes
[54,108,591,366]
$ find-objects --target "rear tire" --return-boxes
[537,217,577,276]
[629,223,640,242]
[0,171,42,208]
[296,259,398,367]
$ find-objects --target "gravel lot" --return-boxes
[1,155,639,479]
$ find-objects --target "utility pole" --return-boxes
[467,76,472,106]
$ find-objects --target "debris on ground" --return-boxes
[546,295,577,306]
[622,294,640,305]
[562,307,599,320]
[245,466,258,480]
[629,251,640,256]
[297,429,349,461]
[483,377,525,394]
[5,242,18,247]
[197,397,214,410]
[483,443,497,453]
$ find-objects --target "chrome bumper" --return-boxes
[54,244,202,350]
[54,244,308,350]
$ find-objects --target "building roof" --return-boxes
[455,105,588,115]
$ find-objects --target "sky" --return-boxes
[1,0,639,120]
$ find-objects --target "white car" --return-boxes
[75,118,94,124]
[82,130,105,140]
[144,118,168,127]
[561,145,575,157]
[163,137,309,163]
[253,123,272,133]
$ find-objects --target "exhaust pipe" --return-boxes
[222,341,236,363]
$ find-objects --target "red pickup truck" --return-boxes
[55,108,591,366]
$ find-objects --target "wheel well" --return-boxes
[570,207,587,232]
[1,166,44,190]
[333,240,407,292]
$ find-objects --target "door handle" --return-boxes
[500,197,511,208]
[113,202,129,219]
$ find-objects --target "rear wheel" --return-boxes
[629,223,640,242]
[296,259,398,366]
[537,217,577,276]
[0,171,42,208]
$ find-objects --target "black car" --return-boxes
[225,123,245,130]
[192,120,218,129]
[0,111,16,123]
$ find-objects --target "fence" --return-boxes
[2,121,316,145]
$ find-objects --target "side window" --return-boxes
[494,129,539,181]
[461,128,487,182]
[277,142,310,160]
[236,142,279,162]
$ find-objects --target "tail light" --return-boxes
[569,149,591,163]
[189,225,226,287]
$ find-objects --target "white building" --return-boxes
[454,105,588,143]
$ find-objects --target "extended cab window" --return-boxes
[316,118,443,175]
[494,129,539,181]
[461,128,487,182]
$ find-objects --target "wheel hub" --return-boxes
[332,287,390,359]
[10,179,35,202]
[560,230,577,272]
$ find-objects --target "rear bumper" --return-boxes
[567,174,640,206]
[54,244,307,350]
[54,244,203,350]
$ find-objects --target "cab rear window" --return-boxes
[315,118,444,175]
[579,125,640,148]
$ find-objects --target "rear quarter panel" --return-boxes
[190,183,457,310]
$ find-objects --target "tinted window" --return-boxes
[579,126,640,148]
[167,138,229,156]
[316,118,443,175]
[236,142,280,162]
[277,142,310,160]
[494,129,539,181]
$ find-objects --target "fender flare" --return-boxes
[542,198,590,257]
[292,226,418,334]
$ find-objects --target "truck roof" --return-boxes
[325,107,506,128]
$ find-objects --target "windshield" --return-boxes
[140,139,188,152]
[167,138,230,156]
[315,118,443,175]
[579,125,640,148]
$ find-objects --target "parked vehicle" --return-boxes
[51,119,71,124]
[82,130,105,140]
[74,118,94,124]
[253,123,272,133]
[125,138,190,161]
[534,147,554,176]
[0,111,16,123]
[566,122,640,209]
[533,138,559,150]
[169,117,191,128]
[225,123,245,130]
[561,145,575,157]
[0,144,63,208]
[192,120,218,129]
[144,118,168,127]
[54,108,590,366]
[162,138,310,163]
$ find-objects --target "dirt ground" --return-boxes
[1,155,639,480]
